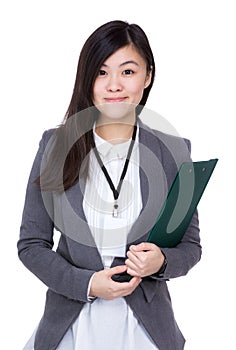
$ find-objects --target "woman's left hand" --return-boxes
[125,242,165,278]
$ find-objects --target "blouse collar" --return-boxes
[93,123,139,159]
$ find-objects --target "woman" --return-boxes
[18,20,201,350]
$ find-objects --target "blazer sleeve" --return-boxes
[157,210,201,280]
[17,130,95,303]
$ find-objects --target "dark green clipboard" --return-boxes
[147,159,218,248]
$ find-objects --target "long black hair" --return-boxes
[37,20,156,191]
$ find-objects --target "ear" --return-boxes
[144,66,153,89]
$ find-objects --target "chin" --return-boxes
[96,102,137,124]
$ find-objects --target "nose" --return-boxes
[106,74,123,92]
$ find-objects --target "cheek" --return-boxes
[92,82,102,102]
[128,81,146,98]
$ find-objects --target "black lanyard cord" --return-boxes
[93,124,137,204]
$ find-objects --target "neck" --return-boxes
[95,118,136,143]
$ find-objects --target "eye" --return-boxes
[98,70,107,76]
[123,69,134,75]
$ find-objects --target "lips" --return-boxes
[104,97,127,103]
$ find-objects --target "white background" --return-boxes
[1,0,235,349]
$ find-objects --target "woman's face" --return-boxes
[93,44,152,122]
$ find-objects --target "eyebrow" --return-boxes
[101,60,140,68]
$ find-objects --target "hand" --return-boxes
[125,242,165,278]
[89,265,142,300]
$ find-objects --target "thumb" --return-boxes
[108,265,127,276]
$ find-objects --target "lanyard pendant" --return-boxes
[113,200,119,218]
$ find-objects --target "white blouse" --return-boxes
[23,125,158,350]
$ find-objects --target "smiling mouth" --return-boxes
[104,97,127,103]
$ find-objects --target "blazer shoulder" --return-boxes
[153,128,191,152]
[29,128,58,176]
[40,127,57,145]
[139,119,191,152]
[35,128,59,160]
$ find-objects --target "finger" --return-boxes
[125,257,140,271]
[130,242,155,252]
[128,276,142,288]
[126,250,142,265]
[119,276,141,290]
[126,267,140,277]
[107,264,127,277]
[110,276,142,298]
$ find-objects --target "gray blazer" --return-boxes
[18,120,201,350]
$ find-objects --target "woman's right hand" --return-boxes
[89,265,142,300]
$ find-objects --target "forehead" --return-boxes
[103,45,146,66]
